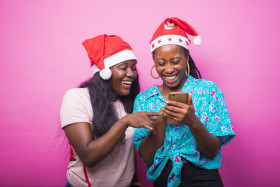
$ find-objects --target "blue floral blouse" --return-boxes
[133,75,235,187]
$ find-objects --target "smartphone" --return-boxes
[166,92,189,124]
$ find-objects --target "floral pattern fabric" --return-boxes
[133,75,235,187]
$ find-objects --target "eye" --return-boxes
[118,66,127,70]
[171,57,183,65]
[172,61,180,65]
[131,65,137,71]
[157,61,165,66]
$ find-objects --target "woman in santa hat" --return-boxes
[60,34,159,187]
[133,17,235,187]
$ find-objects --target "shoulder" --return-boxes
[135,85,158,102]
[188,77,221,93]
[63,88,90,100]
[60,88,92,128]
[61,88,91,108]
[190,77,218,89]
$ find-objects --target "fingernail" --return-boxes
[150,127,153,131]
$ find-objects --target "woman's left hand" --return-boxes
[163,94,198,127]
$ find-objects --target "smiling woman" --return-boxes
[133,17,235,187]
[60,34,160,187]
[153,44,188,91]
[110,60,138,97]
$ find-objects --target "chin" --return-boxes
[164,81,180,89]
[119,90,130,96]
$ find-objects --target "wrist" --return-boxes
[120,116,129,128]
[187,115,200,129]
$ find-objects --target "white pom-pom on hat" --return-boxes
[193,36,202,46]
[99,68,112,80]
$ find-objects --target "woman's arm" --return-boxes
[137,111,166,165]
[64,112,159,168]
[163,94,220,159]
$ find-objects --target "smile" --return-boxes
[164,75,177,80]
[122,81,132,86]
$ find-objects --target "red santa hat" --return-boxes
[150,17,201,52]
[82,34,137,80]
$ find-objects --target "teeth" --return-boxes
[123,81,132,85]
[165,75,176,80]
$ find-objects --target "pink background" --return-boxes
[1,0,280,186]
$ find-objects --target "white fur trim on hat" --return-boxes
[104,50,137,68]
[91,50,137,77]
[150,35,190,52]
[91,64,101,75]
[99,68,112,80]
[193,36,202,46]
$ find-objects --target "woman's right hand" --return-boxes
[121,112,160,131]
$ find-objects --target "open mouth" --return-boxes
[163,74,178,83]
[164,75,177,80]
[121,80,133,87]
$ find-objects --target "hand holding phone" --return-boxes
[166,92,189,124]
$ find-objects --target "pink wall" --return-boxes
[1,0,280,186]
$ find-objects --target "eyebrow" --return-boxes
[156,57,182,61]
[118,61,138,66]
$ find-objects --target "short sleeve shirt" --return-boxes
[133,75,235,187]
[60,88,135,187]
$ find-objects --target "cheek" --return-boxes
[111,71,123,81]
[176,63,187,73]
[155,66,164,74]
[132,70,138,77]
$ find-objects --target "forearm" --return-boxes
[66,111,158,168]
[188,116,220,159]
[138,121,165,165]
[82,120,128,167]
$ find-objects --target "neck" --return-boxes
[110,91,119,102]
[159,75,188,99]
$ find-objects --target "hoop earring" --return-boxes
[186,62,190,78]
[150,65,160,79]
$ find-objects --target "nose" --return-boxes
[164,64,174,74]
[126,68,136,78]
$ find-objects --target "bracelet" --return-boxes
[132,181,142,187]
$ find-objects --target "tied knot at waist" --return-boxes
[163,153,188,175]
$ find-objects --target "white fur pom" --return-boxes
[193,36,202,46]
[99,68,112,80]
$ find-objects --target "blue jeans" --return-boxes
[65,181,72,187]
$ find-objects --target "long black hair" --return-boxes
[80,73,140,139]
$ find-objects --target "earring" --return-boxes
[150,65,160,79]
[186,62,190,78]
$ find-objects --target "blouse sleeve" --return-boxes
[133,94,149,151]
[205,83,235,146]
[60,89,90,128]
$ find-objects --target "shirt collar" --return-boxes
[146,75,195,99]
[146,84,160,99]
